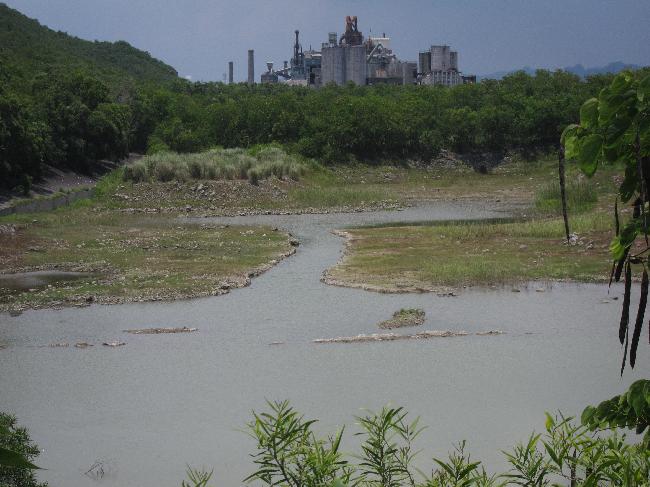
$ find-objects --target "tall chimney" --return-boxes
[228,61,234,84]
[247,50,255,85]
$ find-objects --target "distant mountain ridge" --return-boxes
[479,61,643,80]
[0,2,179,89]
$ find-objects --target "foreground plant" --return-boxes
[241,400,650,487]
[0,413,45,487]
[245,400,351,487]
[562,71,650,372]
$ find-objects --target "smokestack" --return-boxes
[228,61,233,84]
[248,49,254,85]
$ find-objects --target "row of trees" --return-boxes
[3,67,648,191]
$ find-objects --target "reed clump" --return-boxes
[123,146,308,184]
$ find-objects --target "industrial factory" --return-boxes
[233,16,475,87]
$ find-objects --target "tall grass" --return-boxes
[123,146,308,184]
[534,178,598,214]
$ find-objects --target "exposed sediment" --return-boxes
[313,330,504,344]
[124,327,198,334]
[378,308,425,329]
[321,230,455,294]
[0,246,296,313]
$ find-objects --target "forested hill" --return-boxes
[0,2,179,90]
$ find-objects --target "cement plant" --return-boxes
[230,16,476,87]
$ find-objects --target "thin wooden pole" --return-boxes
[559,144,570,243]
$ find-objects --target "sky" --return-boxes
[5,0,650,82]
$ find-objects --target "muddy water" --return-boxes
[0,203,646,487]
[0,271,96,294]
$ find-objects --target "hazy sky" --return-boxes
[6,0,650,82]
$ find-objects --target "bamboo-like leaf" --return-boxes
[630,269,648,368]
[0,447,40,469]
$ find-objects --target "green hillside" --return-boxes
[0,2,179,90]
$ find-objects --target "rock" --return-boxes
[9,310,22,317]
[536,288,546,293]
[49,342,69,348]
[269,341,285,346]
[476,330,504,336]
[85,295,94,303]
[314,330,469,344]
[289,238,300,247]
[75,342,93,348]
[102,341,126,347]
[511,288,521,293]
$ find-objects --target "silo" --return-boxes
[430,45,450,71]
[321,46,345,85]
[418,51,431,74]
[345,45,366,85]
[247,49,255,85]
[450,51,458,71]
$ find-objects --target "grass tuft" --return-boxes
[535,178,598,214]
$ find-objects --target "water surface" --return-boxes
[0,203,645,487]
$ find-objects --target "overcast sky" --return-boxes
[6,0,650,82]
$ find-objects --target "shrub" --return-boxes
[242,401,650,487]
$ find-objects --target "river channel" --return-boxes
[0,202,646,486]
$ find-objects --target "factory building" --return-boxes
[320,16,367,86]
[419,45,474,86]
[261,62,279,84]
[255,17,472,88]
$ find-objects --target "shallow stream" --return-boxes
[0,203,646,487]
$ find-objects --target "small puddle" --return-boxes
[0,271,96,294]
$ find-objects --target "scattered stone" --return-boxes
[102,341,126,347]
[49,342,69,348]
[378,308,425,330]
[476,330,504,336]
[436,291,458,297]
[123,327,198,335]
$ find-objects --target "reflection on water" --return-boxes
[0,203,645,487]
